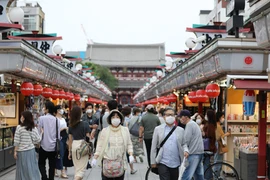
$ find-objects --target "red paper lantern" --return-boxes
[69,93,74,101]
[20,82,34,96]
[59,90,66,99]
[33,84,43,96]
[74,94,81,101]
[196,90,209,103]
[205,83,220,98]
[65,92,70,100]
[51,90,59,100]
[188,91,198,103]
[42,87,52,98]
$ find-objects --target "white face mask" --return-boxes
[111,118,121,126]
[196,119,202,125]
[42,108,46,114]
[20,117,24,123]
[165,116,175,124]
[205,115,208,121]
[59,109,64,115]
[220,118,225,124]
[86,109,93,114]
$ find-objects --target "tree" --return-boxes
[83,62,118,90]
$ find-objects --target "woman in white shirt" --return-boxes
[14,111,42,180]
[55,105,68,178]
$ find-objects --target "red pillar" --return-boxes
[69,100,72,112]
[257,91,267,179]
[198,102,203,114]
[11,79,16,93]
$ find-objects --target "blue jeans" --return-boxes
[56,137,67,170]
[203,154,212,180]
[213,152,223,176]
[182,154,204,180]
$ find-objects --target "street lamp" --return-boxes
[53,45,63,56]
[8,7,24,24]
[185,37,196,50]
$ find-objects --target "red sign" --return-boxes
[244,56,253,65]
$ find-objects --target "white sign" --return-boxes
[194,32,228,50]
[27,40,54,55]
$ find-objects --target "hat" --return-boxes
[107,109,124,124]
[179,109,191,117]
[146,104,154,110]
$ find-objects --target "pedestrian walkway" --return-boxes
[0,157,149,180]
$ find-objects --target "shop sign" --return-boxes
[27,40,54,55]
[194,32,227,49]
[44,68,58,84]
[203,56,218,78]
[176,73,188,88]
[187,63,204,83]
[226,0,245,17]
[22,58,47,80]
[216,53,264,73]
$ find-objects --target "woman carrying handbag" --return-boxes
[91,109,135,180]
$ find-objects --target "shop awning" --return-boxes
[233,79,270,90]
[227,75,270,90]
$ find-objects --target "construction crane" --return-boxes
[81,24,94,45]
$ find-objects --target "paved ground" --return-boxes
[0,156,149,180]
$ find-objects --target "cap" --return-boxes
[179,109,191,117]
[146,104,154,110]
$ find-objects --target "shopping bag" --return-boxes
[178,157,186,180]
[221,137,227,146]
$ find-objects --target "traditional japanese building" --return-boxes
[86,42,165,105]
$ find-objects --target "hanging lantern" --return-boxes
[74,94,81,101]
[20,82,34,96]
[69,93,74,101]
[196,90,209,103]
[65,92,70,100]
[188,91,198,103]
[51,90,59,100]
[206,83,220,98]
[59,90,66,99]
[33,84,43,96]
[42,87,52,98]
[243,90,256,116]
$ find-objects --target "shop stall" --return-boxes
[0,40,112,172]
[135,37,269,178]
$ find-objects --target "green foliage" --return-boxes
[83,62,118,90]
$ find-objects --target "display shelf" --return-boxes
[228,120,270,123]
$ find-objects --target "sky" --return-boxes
[19,0,214,54]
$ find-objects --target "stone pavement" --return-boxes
[0,156,149,180]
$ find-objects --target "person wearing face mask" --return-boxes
[194,113,207,136]
[91,109,134,179]
[54,105,68,178]
[81,103,99,138]
[214,111,230,176]
[151,107,189,180]
[14,111,42,180]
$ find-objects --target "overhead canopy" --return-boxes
[227,75,270,90]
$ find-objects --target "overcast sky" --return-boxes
[21,0,214,54]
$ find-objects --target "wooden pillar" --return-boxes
[11,79,16,93]
[257,91,267,179]
[198,102,203,114]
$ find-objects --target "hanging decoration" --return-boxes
[59,90,66,99]
[33,84,43,96]
[74,94,81,101]
[69,93,74,101]
[243,90,256,116]
[65,92,70,100]
[42,87,52,98]
[51,90,59,100]
[20,82,34,96]
[188,91,198,103]
[196,90,209,103]
[205,83,220,98]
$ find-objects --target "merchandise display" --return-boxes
[233,136,258,153]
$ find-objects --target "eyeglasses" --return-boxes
[164,114,175,116]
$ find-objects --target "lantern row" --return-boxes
[20,82,81,101]
[187,83,220,103]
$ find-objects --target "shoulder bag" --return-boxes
[55,118,61,159]
[76,122,93,160]
[129,117,140,137]
[152,126,177,175]
[103,155,124,178]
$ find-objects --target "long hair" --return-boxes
[21,111,35,131]
[203,109,217,153]
[69,106,82,128]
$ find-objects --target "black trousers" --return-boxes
[38,147,56,180]
[144,138,152,167]
[158,163,179,180]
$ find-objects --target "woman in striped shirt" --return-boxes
[14,111,42,180]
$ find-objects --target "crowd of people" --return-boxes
[13,100,230,180]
